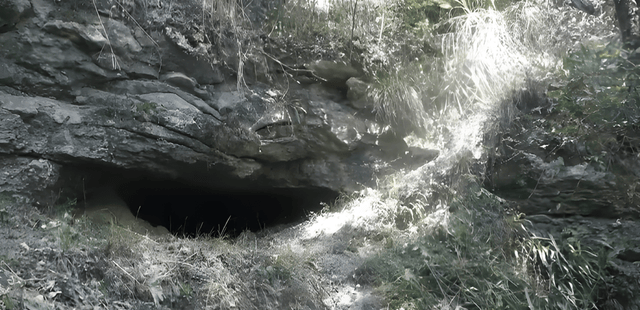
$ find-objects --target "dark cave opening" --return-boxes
[117,180,338,237]
[62,165,339,238]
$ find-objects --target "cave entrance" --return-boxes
[117,179,338,237]
[64,165,339,238]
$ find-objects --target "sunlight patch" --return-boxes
[421,203,450,231]
[303,189,387,238]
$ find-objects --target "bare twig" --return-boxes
[349,0,359,60]
[114,0,163,73]
[112,260,141,285]
[260,51,327,82]
[92,0,121,70]
[527,173,543,199]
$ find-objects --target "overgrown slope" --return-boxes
[2,0,640,309]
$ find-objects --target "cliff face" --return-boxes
[0,0,436,208]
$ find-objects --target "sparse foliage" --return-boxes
[361,181,610,309]
[548,43,640,135]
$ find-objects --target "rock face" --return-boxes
[0,0,436,209]
[0,0,31,32]
[486,88,640,308]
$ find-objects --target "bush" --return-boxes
[548,43,640,134]
[394,0,455,28]
[369,67,430,135]
[360,181,610,309]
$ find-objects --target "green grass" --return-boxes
[1,295,16,310]
[359,179,610,309]
[369,66,430,135]
[179,282,193,297]
[135,101,159,114]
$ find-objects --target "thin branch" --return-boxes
[261,51,327,82]
[112,260,141,285]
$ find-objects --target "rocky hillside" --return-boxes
[0,0,435,216]
[1,0,640,309]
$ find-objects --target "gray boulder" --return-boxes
[0,2,438,210]
[346,77,371,109]
[0,0,31,31]
[308,60,360,87]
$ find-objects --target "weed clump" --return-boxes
[359,180,610,309]
[548,43,640,135]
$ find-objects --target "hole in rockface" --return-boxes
[118,179,338,237]
[60,165,339,237]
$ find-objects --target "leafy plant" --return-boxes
[360,181,610,308]
[520,236,608,309]
[548,43,640,133]
[1,295,16,310]
[259,248,302,285]
[179,282,193,297]
[369,66,430,135]
[395,0,452,28]
[0,255,19,269]
[57,221,81,251]
[0,192,13,206]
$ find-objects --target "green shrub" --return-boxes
[548,43,640,133]
[179,282,193,297]
[1,295,16,310]
[394,0,453,28]
[360,182,610,308]
[369,67,430,135]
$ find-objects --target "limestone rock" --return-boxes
[43,20,108,50]
[162,26,225,85]
[0,0,32,32]
[0,156,60,206]
[104,18,142,55]
[30,0,54,22]
[308,60,360,87]
[161,72,197,91]
[215,91,245,114]
[346,77,370,109]
[486,105,640,218]
[0,58,24,85]
[0,3,436,201]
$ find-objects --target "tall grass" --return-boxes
[327,0,618,308]
[263,0,616,137]
[267,0,392,44]
[356,179,610,309]
[369,67,431,135]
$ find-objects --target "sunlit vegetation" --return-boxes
[548,42,640,135]
[1,0,634,308]
[356,179,609,309]
[263,0,613,139]
[257,0,623,308]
